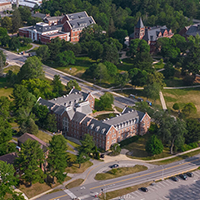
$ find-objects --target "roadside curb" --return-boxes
[29,189,54,200]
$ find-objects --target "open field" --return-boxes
[65,161,93,174]
[65,179,84,189]
[0,77,13,98]
[4,65,20,74]
[19,176,71,198]
[163,88,200,118]
[125,134,171,160]
[95,165,148,180]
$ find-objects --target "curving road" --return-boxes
[35,155,200,200]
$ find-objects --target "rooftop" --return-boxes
[0,152,17,164]
[66,11,88,21]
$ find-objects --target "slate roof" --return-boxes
[86,118,112,135]
[31,12,46,19]
[72,111,86,123]
[37,97,55,110]
[44,15,63,21]
[136,17,144,28]
[186,23,200,36]
[74,101,92,115]
[35,22,57,32]
[18,133,48,152]
[66,11,88,21]
[103,107,145,130]
[67,16,95,30]
[0,152,17,164]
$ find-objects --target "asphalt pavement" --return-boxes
[36,155,200,200]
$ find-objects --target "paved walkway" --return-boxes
[159,91,167,110]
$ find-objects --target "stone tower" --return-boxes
[134,17,145,39]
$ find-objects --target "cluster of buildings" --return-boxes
[130,18,174,52]
[38,88,151,151]
[19,11,96,43]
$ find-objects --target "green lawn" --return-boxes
[14,44,32,53]
[117,58,133,71]
[125,134,172,160]
[153,62,164,70]
[95,113,116,120]
[95,165,148,180]
[65,179,84,189]
[0,77,13,98]
[4,65,20,74]
[163,88,200,118]
[65,161,93,173]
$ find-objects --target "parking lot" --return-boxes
[115,170,200,200]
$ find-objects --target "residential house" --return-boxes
[130,18,174,52]
[179,23,200,38]
[0,152,17,164]
[38,88,151,151]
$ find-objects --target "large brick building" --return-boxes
[179,23,200,38]
[130,18,174,52]
[38,88,151,151]
[19,11,95,43]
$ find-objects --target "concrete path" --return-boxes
[26,43,40,52]
[159,91,167,110]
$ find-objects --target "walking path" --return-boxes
[159,91,167,110]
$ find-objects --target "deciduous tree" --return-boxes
[56,50,76,67]
[145,135,163,155]
[65,79,81,93]
[36,45,50,62]
[12,9,22,33]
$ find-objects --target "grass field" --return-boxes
[65,161,93,174]
[95,165,148,180]
[0,77,13,98]
[65,179,84,189]
[13,44,32,53]
[117,58,133,71]
[124,134,172,160]
[163,88,200,118]
[153,62,164,70]
[4,65,20,74]
[19,176,71,198]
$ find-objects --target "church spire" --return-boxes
[136,17,144,28]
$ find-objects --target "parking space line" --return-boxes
[160,181,170,186]
[132,191,142,197]
[154,184,162,189]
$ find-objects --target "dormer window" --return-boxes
[101,128,106,134]
[96,126,100,131]
[90,124,94,129]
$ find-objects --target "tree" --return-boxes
[95,92,114,111]
[173,103,179,112]
[145,135,163,155]
[110,143,121,155]
[163,62,175,79]
[36,45,50,62]
[65,79,81,93]
[147,71,166,88]
[17,56,44,82]
[26,118,38,135]
[47,135,68,183]
[94,63,108,83]
[12,9,22,33]
[112,29,128,46]
[108,17,116,36]
[116,72,129,91]
[88,40,103,60]
[103,61,118,77]
[182,103,197,116]
[47,37,62,61]
[0,96,11,120]
[1,16,12,31]
[0,50,6,66]
[8,37,20,51]
[129,68,148,87]
[0,161,18,199]
[77,151,90,168]
[18,7,31,22]
[33,104,49,127]
[52,75,64,96]
[14,139,45,186]
[45,114,57,132]
[185,119,200,144]
[56,50,76,67]
[143,83,161,103]
[79,134,95,155]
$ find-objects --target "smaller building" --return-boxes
[19,22,70,43]
[130,18,174,52]
[0,152,17,164]
[43,15,64,26]
[0,0,12,12]
[179,23,200,38]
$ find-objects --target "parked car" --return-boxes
[141,187,148,192]
[146,100,152,106]
[179,174,187,180]
[137,97,143,102]
[186,172,194,177]
[110,164,119,168]
[129,94,135,99]
[100,154,105,158]
[171,176,179,182]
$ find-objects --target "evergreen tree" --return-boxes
[52,75,64,96]
[47,135,68,183]
[145,135,163,155]
[12,9,22,33]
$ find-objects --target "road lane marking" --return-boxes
[49,194,68,200]
[63,189,76,198]
[90,158,200,190]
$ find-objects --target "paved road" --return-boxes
[113,170,200,200]
[1,48,136,109]
[36,155,200,200]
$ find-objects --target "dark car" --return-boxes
[100,154,105,158]
[141,187,148,192]
[110,164,119,168]
[179,174,187,180]
[171,176,179,182]
[137,97,143,102]
[186,172,194,177]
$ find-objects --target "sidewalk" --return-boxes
[159,91,167,110]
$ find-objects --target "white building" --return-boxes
[0,0,12,12]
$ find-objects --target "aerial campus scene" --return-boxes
[1,0,200,200]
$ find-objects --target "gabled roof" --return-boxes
[72,111,86,123]
[186,23,200,37]
[0,152,17,164]
[65,11,88,21]
[31,12,46,19]
[18,133,48,152]
[136,17,144,28]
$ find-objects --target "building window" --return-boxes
[63,117,69,132]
